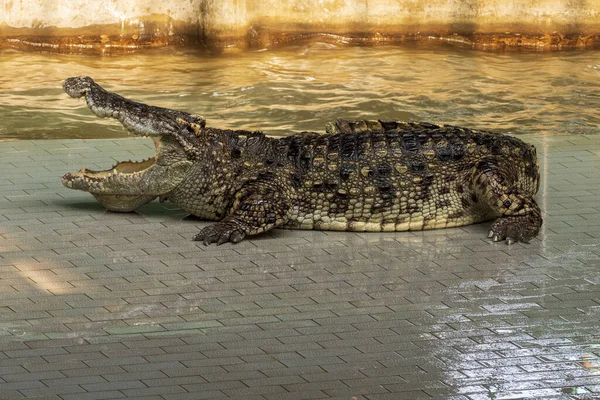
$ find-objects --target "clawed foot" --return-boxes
[487,215,541,245]
[193,222,246,245]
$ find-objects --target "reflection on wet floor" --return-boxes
[0,134,599,398]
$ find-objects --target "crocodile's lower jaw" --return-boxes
[62,156,156,190]
[61,138,160,211]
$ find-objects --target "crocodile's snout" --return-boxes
[63,76,95,98]
[61,172,74,188]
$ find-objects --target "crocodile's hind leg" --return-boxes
[472,157,543,244]
[63,76,205,137]
[194,173,294,245]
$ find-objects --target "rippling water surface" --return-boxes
[1,44,600,140]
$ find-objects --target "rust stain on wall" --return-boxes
[2,0,600,52]
[0,14,201,53]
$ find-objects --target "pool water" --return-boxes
[1,44,600,140]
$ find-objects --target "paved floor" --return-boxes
[0,134,599,400]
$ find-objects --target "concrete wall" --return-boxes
[2,0,600,51]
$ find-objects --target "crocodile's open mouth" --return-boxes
[60,76,199,212]
[61,138,160,212]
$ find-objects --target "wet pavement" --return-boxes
[0,133,599,399]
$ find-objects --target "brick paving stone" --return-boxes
[264,391,330,400]
[19,383,88,397]
[59,392,127,400]
[1,135,600,399]
[161,392,228,400]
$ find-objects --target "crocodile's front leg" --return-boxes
[194,174,294,245]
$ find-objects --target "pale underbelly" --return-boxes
[284,206,496,232]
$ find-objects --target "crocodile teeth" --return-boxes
[112,169,118,176]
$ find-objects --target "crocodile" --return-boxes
[61,76,543,245]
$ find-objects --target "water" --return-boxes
[1,44,600,140]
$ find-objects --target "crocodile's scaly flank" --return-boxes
[61,76,543,245]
